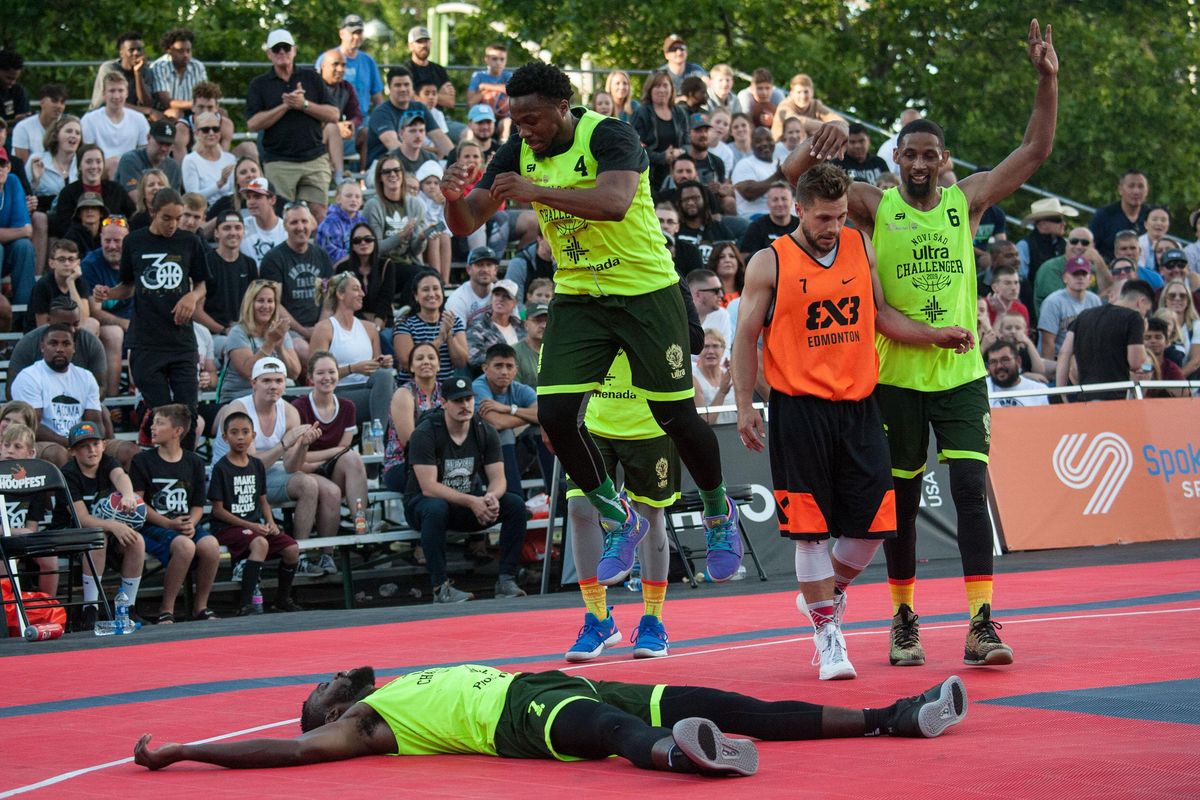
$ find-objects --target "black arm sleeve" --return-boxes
[474,137,521,192]
[590,118,648,173]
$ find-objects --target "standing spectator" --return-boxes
[308,273,396,426]
[467,44,513,127]
[334,221,396,334]
[320,15,384,118]
[632,71,689,192]
[316,49,363,186]
[770,74,844,140]
[259,202,332,361]
[739,181,797,258]
[1038,256,1103,362]
[246,30,339,222]
[316,181,366,264]
[219,280,301,403]
[466,279,526,369]
[739,68,782,129]
[91,33,157,118]
[604,70,638,122]
[393,270,468,383]
[1089,170,1150,262]
[381,341,443,495]
[0,146,36,310]
[1056,280,1153,400]
[731,127,781,217]
[405,26,451,114]
[131,404,221,623]
[1017,197,1075,282]
[1034,226,1104,316]
[659,34,706,93]
[833,123,889,185]
[116,119,182,199]
[148,29,208,122]
[687,268,732,348]
[181,112,235,204]
[0,51,29,125]
[365,66,452,169]
[93,189,209,442]
[81,72,150,174]
[514,302,547,387]
[363,153,423,273]
[706,64,741,115]
[238,177,286,266]
[11,83,65,162]
[404,376,528,602]
[445,246,499,327]
[193,211,257,356]
[985,341,1049,407]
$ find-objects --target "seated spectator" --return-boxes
[739,68,782,129]
[728,112,754,165]
[82,215,131,395]
[403,375,528,603]
[28,240,97,336]
[656,201,701,277]
[328,14,385,119]
[467,43,513,128]
[0,400,36,436]
[62,192,107,254]
[659,34,706,93]
[181,112,235,205]
[26,114,80,211]
[985,341,1049,407]
[514,302,547,387]
[259,201,334,362]
[772,116,806,162]
[62,421,147,626]
[8,289,107,395]
[675,181,732,263]
[1138,206,1172,272]
[317,181,366,265]
[1033,226,1103,315]
[293,351,370,524]
[127,168,168,229]
[472,342,539,498]
[739,181,796,260]
[309,273,396,426]
[14,82,65,163]
[393,269,467,383]
[1160,278,1200,377]
[1018,198,1074,283]
[81,73,148,178]
[190,81,236,152]
[467,279,525,370]
[693,328,735,424]
[334,222,396,337]
[206,155,270,224]
[414,80,450,144]
[1056,280,1154,401]
[0,423,59,594]
[193,211,257,357]
[213,357,342,577]
[209,410,302,615]
[446,246,499,327]
[382,341,443,496]
[771,74,844,141]
[179,192,207,234]
[833,123,889,185]
[9,322,105,466]
[1186,208,1200,273]
[1038,256,1102,363]
[525,277,553,305]
[731,127,781,217]
[678,76,709,116]
[706,63,740,116]
[705,107,737,177]
[130,404,220,623]
[1155,248,1195,297]
[238,176,287,265]
[0,145,36,310]
[452,104,500,165]
[687,268,732,346]
[148,29,207,122]
[414,162,452,283]
[115,119,182,201]
[1143,317,1188,395]
[91,32,156,119]
[366,66,452,171]
[219,279,301,403]
[633,71,689,191]
[603,70,638,123]
[316,48,363,186]
[1151,308,1184,367]
[985,264,1029,327]
[363,153,423,287]
[708,242,745,308]
[983,310,1048,381]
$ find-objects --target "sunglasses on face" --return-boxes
[1166,293,1189,300]
[1110,267,1134,275]
[351,235,376,245]
[197,126,220,134]
[270,43,293,54]
[696,287,723,295]
[380,167,403,176]
[284,200,309,211]
[1068,237,1091,246]
[668,45,687,52]
[101,215,128,228]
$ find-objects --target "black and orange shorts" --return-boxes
[767,391,896,541]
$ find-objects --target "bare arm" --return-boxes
[428,129,453,158]
[1126,343,1147,373]
[414,463,486,510]
[390,388,416,445]
[246,104,289,133]
[1055,330,1074,387]
[732,249,776,451]
[0,225,33,244]
[487,169,639,223]
[866,237,974,351]
[483,460,507,500]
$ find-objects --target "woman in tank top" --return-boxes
[381,341,445,494]
[693,328,736,425]
[309,273,395,427]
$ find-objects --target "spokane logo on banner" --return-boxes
[1052,433,1132,515]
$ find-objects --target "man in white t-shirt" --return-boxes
[11,83,66,162]
[445,246,498,327]
[10,323,104,465]
[985,341,1049,408]
[687,268,732,350]
[876,109,923,176]
[730,127,780,218]
[81,71,149,175]
[239,177,286,265]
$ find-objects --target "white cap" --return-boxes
[491,279,519,299]
[264,30,295,50]
[252,357,287,380]
[414,160,444,182]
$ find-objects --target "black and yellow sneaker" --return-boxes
[964,603,1014,666]
[889,603,925,666]
[883,676,968,737]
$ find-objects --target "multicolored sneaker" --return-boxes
[596,494,649,586]
[703,497,743,582]
[964,604,1014,666]
[671,718,759,777]
[565,609,620,662]
[631,614,670,658]
[890,603,926,666]
[883,675,968,737]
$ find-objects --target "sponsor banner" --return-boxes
[990,398,1200,550]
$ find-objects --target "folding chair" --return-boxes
[0,459,110,638]
[666,484,768,588]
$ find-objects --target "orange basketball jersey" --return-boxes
[763,228,879,401]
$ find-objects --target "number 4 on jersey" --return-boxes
[573,156,588,176]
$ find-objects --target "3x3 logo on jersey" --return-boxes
[805,296,861,330]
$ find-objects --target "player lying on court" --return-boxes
[134,665,968,777]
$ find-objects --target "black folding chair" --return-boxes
[0,459,110,638]
[666,484,768,588]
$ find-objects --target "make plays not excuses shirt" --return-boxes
[208,455,267,524]
[130,448,207,519]
[120,227,211,352]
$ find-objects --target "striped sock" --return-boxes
[808,598,836,630]
[586,478,628,527]
[641,579,668,620]
[965,575,993,618]
[889,577,915,614]
[579,577,608,620]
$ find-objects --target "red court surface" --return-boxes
[2,558,1198,799]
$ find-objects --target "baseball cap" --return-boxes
[527,302,550,318]
[1065,256,1092,275]
[68,421,104,448]
[241,177,275,197]
[689,112,712,130]
[215,210,243,226]
[1161,248,1187,266]
[149,119,176,143]
[663,34,686,53]
[264,30,295,51]
[251,357,287,380]
[76,192,107,210]
[0,146,8,164]
[491,279,519,299]
[468,104,496,123]
[340,14,365,31]
[440,376,474,401]
[467,246,499,265]
[408,25,432,44]
[414,160,444,183]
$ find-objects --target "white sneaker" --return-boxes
[795,592,847,627]
[297,556,326,577]
[318,554,338,574]
[812,623,856,681]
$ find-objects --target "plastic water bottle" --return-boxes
[114,590,134,634]
[731,564,747,581]
[371,419,384,453]
[625,558,642,592]
[252,584,264,614]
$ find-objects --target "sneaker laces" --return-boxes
[970,614,1004,644]
[812,625,845,666]
[893,612,921,649]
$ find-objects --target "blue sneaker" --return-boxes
[565,609,621,662]
[631,614,669,658]
[596,495,649,586]
[703,496,744,582]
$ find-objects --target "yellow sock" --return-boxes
[579,577,608,620]
[965,576,993,618]
[889,578,915,614]
[641,579,668,620]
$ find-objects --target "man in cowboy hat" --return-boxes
[1016,197,1078,286]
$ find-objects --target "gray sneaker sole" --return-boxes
[671,717,758,777]
[917,676,968,737]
